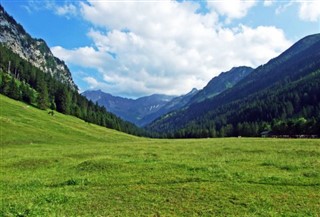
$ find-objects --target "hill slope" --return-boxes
[0,94,137,146]
[147,34,320,137]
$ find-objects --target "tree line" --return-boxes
[148,69,320,138]
[0,45,146,136]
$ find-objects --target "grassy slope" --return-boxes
[1,94,319,216]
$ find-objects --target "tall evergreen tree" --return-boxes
[7,76,20,100]
[55,86,71,114]
[36,78,49,110]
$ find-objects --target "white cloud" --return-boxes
[297,0,320,22]
[52,0,291,98]
[207,0,256,21]
[263,0,274,7]
[274,0,320,22]
[55,4,78,17]
[275,1,294,15]
[51,46,111,70]
[25,0,78,18]
[83,77,100,89]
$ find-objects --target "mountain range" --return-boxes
[1,3,319,138]
[82,91,177,126]
[147,33,320,137]
[83,66,253,126]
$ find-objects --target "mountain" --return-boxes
[82,90,177,126]
[141,66,253,124]
[0,5,76,89]
[83,66,254,127]
[139,88,199,126]
[189,66,253,104]
[147,34,320,138]
[0,5,145,137]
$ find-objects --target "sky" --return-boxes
[1,0,320,98]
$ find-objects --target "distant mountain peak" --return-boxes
[189,88,198,94]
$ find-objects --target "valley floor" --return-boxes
[1,95,320,216]
[1,138,320,216]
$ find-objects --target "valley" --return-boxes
[1,95,319,216]
[0,3,320,216]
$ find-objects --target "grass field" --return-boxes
[1,94,320,216]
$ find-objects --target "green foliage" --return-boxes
[55,85,71,114]
[36,77,49,110]
[7,76,20,100]
[1,95,320,216]
[0,44,145,136]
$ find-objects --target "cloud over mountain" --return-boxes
[51,0,291,98]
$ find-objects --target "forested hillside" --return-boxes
[147,34,320,138]
[0,45,145,136]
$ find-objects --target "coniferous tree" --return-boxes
[55,86,71,114]
[36,78,49,110]
[7,76,20,100]
[20,82,34,104]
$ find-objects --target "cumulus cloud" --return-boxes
[51,46,111,70]
[297,0,320,22]
[207,0,256,21]
[51,0,291,98]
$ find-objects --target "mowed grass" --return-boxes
[0,94,320,216]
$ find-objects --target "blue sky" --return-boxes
[1,0,320,98]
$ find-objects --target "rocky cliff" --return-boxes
[0,5,77,89]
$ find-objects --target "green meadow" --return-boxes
[1,94,319,216]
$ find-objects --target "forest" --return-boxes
[1,42,319,139]
[0,45,146,137]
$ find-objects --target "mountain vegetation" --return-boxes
[147,34,320,138]
[0,6,145,137]
[0,45,144,136]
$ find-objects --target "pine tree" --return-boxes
[21,82,34,104]
[8,76,20,100]
[55,86,71,114]
[36,79,49,110]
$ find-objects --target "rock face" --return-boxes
[0,5,77,89]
